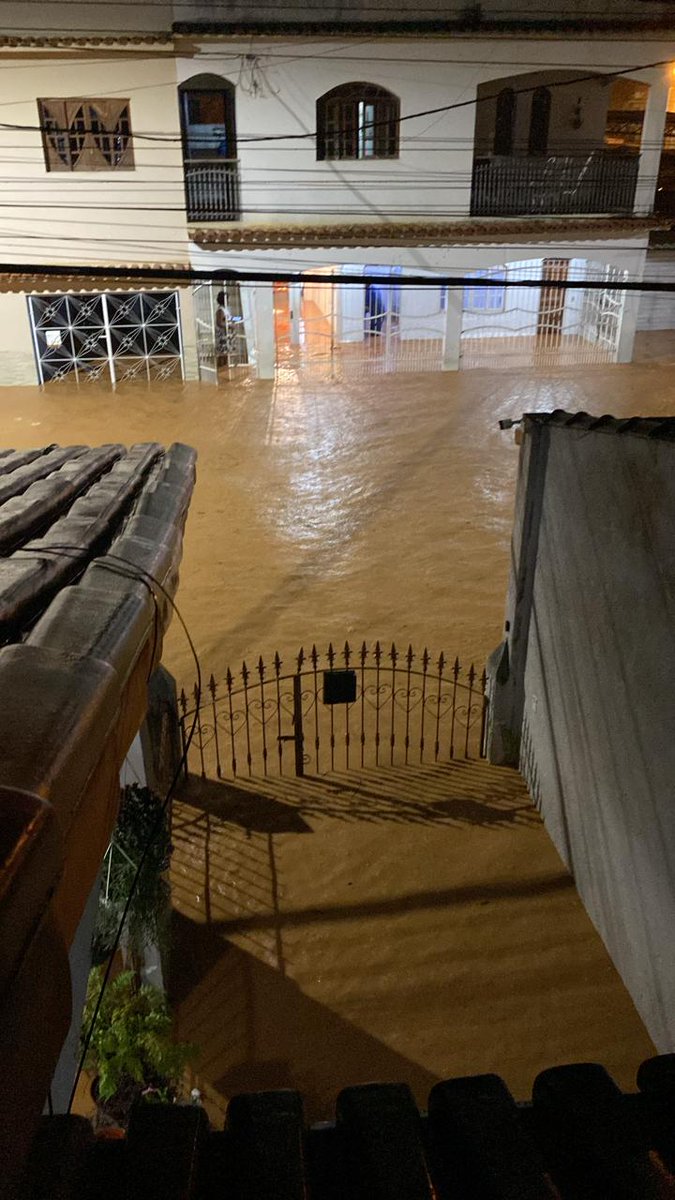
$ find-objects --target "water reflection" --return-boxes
[0,363,672,686]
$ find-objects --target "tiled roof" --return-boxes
[525,410,675,442]
[0,33,173,47]
[20,1058,675,1199]
[0,442,196,1196]
[189,216,664,249]
[0,268,191,295]
[173,17,675,36]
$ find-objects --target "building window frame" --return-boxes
[528,87,552,157]
[38,98,134,172]
[494,88,516,156]
[463,269,507,313]
[316,82,400,161]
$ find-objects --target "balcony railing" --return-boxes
[184,158,241,222]
[470,152,640,217]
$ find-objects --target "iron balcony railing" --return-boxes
[470,151,640,217]
[184,158,241,221]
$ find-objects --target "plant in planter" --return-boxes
[92,783,172,969]
[82,967,196,1128]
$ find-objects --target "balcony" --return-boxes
[184,158,241,222]
[470,151,640,217]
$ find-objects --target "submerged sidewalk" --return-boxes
[169,759,653,1126]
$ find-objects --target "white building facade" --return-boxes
[0,1,673,385]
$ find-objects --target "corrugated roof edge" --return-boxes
[524,410,675,442]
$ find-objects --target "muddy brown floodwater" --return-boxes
[2,361,669,1121]
[2,360,673,686]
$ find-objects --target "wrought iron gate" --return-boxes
[179,640,488,780]
[28,291,184,385]
[193,281,250,383]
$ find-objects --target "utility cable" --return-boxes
[1,54,672,145]
[6,261,675,292]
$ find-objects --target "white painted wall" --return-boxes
[637,252,675,330]
[511,422,675,1050]
[398,286,445,342]
[0,51,189,267]
[177,38,675,224]
[0,293,41,384]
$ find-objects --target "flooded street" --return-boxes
[2,360,669,1117]
[1,359,673,688]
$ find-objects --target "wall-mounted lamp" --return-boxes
[571,97,584,130]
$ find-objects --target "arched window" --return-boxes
[316,82,399,161]
[179,74,237,161]
[528,87,551,157]
[493,88,515,156]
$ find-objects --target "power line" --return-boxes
[1,55,671,145]
[3,260,675,292]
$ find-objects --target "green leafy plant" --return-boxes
[82,967,196,1121]
[92,784,172,966]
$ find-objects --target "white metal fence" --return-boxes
[460,259,626,370]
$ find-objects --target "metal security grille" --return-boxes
[193,282,249,383]
[281,281,446,379]
[460,259,626,370]
[179,641,488,780]
[28,291,183,386]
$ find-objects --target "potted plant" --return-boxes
[82,967,196,1129]
[92,784,173,971]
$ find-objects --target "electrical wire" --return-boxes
[9,261,675,292]
[1,54,672,144]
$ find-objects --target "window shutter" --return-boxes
[38,98,134,172]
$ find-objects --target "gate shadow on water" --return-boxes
[169,760,574,1127]
[176,758,538,829]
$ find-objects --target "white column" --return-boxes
[634,71,670,216]
[288,283,302,346]
[442,287,463,370]
[337,278,365,343]
[616,248,647,364]
[253,285,276,379]
[177,286,199,380]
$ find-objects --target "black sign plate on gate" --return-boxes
[323,669,357,705]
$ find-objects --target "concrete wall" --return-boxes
[506,420,675,1050]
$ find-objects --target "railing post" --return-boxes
[292,672,305,777]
